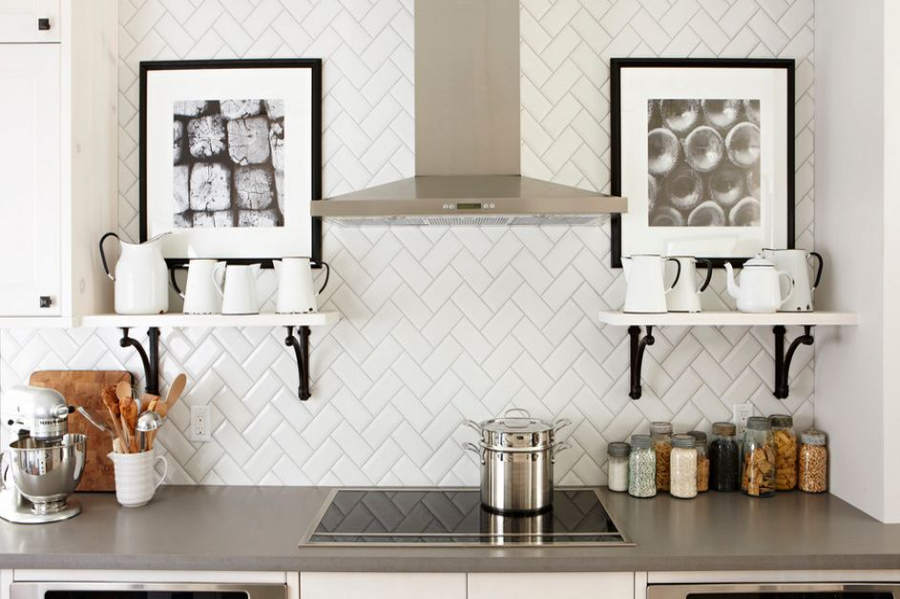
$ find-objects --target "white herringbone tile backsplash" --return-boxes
[0,0,815,486]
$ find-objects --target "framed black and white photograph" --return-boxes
[610,58,795,268]
[140,59,322,265]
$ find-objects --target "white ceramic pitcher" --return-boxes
[171,260,224,315]
[273,258,330,314]
[622,254,681,314]
[99,232,170,315]
[762,249,824,312]
[666,256,713,313]
[212,263,262,315]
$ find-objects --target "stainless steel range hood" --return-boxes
[311,0,627,226]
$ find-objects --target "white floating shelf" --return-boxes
[598,310,858,327]
[0,317,77,329]
[80,311,340,329]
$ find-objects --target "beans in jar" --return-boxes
[710,422,739,492]
[799,430,828,493]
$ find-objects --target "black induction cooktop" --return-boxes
[301,488,632,546]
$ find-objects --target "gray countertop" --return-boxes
[2,486,900,572]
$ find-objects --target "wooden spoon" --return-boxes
[101,385,127,450]
[120,397,140,453]
[116,380,132,403]
[165,374,187,410]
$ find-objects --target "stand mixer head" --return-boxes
[0,385,86,524]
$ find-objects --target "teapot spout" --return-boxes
[724,262,740,299]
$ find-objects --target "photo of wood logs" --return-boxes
[172,99,284,228]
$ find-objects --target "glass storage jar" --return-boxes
[799,430,828,493]
[628,434,657,498]
[710,422,740,492]
[650,421,673,492]
[670,434,698,499]
[770,414,798,491]
[607,442,630,492]
[688,431,709,492]
[742,416,776,498]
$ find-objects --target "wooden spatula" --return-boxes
[165,374,187,410]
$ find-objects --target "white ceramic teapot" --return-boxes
[622,254,681,314]
[99,232,170,315]
[273,258,330,314]
[724,254,794,313]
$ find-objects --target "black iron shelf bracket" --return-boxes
[285,325,312,401]
[629,325,655,399]
[773,324,815,400]
[119,327,160,396]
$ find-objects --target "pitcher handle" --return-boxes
[317,261,331,296]
[169,265,185,299]
[153,455,168,491]
[211,263,227,298]
[810,252,824,291]
[665,257,682,293]
[99,232,119,281]
[696,258,713,292]
[777,270,795,308]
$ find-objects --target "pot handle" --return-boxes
[551,440,571,463]
[99,232,119,281]
[553,418,572,434]
[317,261,331,296]
[504,408,531,419]
[810,252,824,291]
[461,442,485,465]
[463,419,482,434]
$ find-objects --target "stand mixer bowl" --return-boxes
[6,434,86,514]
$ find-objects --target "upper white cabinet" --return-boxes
[469,573,635,599]
[300,573,466,599]
[0,0,117,325]
[0,44,61,316]
[0,0,60,42]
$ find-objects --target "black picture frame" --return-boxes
[139,58,323,269]
[610,57,795,269]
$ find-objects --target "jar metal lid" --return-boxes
[747,416,772,431]
[650,421,673,435]
[672,434,696,448]
[770,414,793,428]
[688,430,707,445]
[631,434,652,449]
[712,422,736,436]
[608,442,630,457]
[801,429,827,445]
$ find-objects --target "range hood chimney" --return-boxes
[311,0,627,226]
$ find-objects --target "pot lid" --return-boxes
[742,253,776,268]
[481,408,553,434]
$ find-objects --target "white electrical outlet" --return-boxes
[732,403,754,435]
[191,405,212,442]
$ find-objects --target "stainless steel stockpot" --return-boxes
[463,409,570,514]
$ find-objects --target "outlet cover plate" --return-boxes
[191,405,212,443]
[733,403,753,435]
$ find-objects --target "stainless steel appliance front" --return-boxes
[649,583,900,599]
[10,582,287,599]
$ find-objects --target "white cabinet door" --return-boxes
[0,43,61,316]
[0,0,60,42]
[469,572,635,599]
[300,573,466,599]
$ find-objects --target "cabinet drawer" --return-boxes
[300,573,465,599]
[469,572,635,599]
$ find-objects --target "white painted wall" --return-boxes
[814,0,899,522]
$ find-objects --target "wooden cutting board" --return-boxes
[29,370,131,492]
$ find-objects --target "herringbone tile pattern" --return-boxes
[0,0,816,486]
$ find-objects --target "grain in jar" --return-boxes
[799,430,828,493]
[670,434,698,499]
[710,422,740,492]
[688,430,709,492]
[742,416,776,498]
[607,442,630,492]
[628,434,657,498]
[650,421,673,492]
[770,414,798,491]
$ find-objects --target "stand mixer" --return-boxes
[0,385,86,524]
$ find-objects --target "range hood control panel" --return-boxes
[443,203,496,211]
